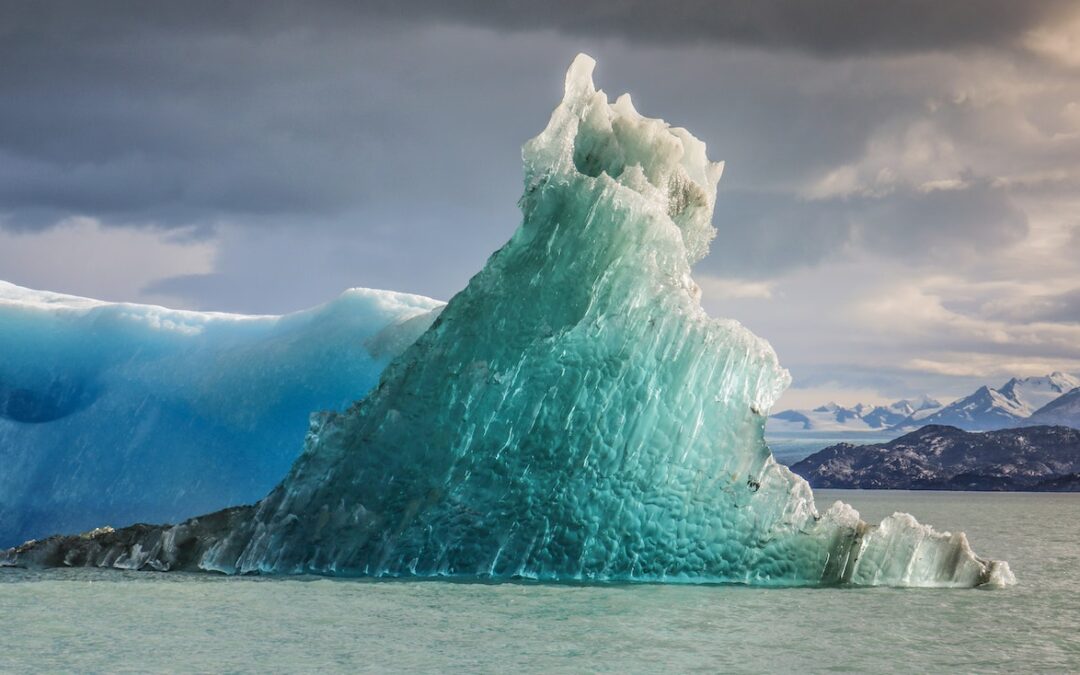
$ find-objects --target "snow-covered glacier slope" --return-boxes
[1026,386,1080,429]
[767,397,942,434]
[2,55,1012,587]
[898,372,1080,431]
[0,281,442,546]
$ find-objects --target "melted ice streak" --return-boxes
[3,55,1013,587]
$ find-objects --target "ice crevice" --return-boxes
[1,54,1013,588]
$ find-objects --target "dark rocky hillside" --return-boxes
[789,425,1080,491]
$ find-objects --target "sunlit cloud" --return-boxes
[906,355,1080,379]
[699,277,776,300]
[1024,10,1080,67]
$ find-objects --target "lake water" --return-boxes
[1,490,1077,673]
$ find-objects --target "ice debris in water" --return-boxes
[0,281,441,547]
[1,54,1013,587]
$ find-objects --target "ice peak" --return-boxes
[535,54,725,264]
[563,53,597,103]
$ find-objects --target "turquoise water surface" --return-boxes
[1,491,1077,673]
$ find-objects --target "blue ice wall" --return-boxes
[0,282,441,546]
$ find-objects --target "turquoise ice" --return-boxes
[2,55,1012,587]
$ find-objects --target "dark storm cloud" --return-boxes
[705,190,852,274]
[393,0,1077,56]
[1040,289,1080,324]
[972,287,1080,325]
[1,1,1077,403]
[0,1,1054,235]
[5,1,1072,56]
[0,0,1070,316]
[855,182,1028,253]
[702,182,1027,277]
[0,11,571,278]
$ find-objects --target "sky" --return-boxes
[2,1,1079,409]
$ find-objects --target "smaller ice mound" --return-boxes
[0,281,442,547]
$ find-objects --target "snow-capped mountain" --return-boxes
[1025,387,1080,430]
[898,372,1080,432]
[767,403,870,433]
[863,395,943,428]
[770,373,1080,435]
[1000,373,1080,415]
[767,396,941,433]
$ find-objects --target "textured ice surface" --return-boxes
[0,281,441,546]
[2,55,1012,587]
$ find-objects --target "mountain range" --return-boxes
[767,396,942,433]
[768,372,1080,434]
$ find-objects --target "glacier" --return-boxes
[1,55,1013,587]
[0,281,441,547]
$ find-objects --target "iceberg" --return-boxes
[1,55,1013,587]
[0,281,441,547]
